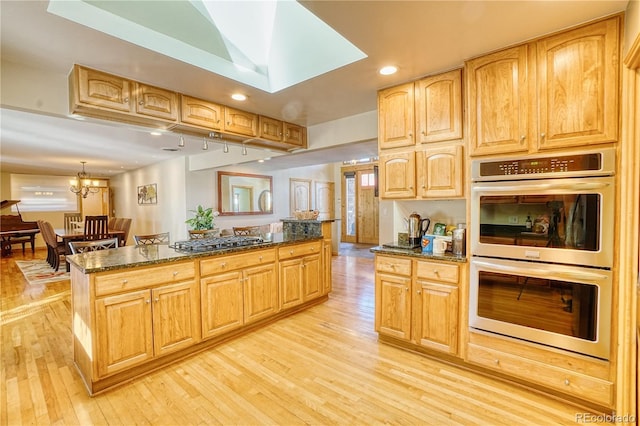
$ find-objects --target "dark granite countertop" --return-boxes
[370,245,467,263]
[280,218,337,223]
[67,233,323,274]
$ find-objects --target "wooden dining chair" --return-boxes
[68,237,119,254]
[63,212,82,229]
[134,232,170,245]
[84,215,109,241]
[114,218,132,246]
[37,220,67,271]
[232,226,262,236]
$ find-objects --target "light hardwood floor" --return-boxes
[1,248,603,425]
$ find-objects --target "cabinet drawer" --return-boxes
[415,260,458,284]
[467,343,613,407]
[95,262,195,297]
[200,249,276,276]
[278,242,322,260]
[375,255,412,277]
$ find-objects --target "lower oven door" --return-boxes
[470,257,612,360]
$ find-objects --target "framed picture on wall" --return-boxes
[138,183,157,205]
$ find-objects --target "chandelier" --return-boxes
[69,161,100,198]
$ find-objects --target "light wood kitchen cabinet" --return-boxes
[70,64,180,127]
[466,45,530,156]
[200,249,277,338]
[179,95,223,131]
[416,144,464,198]
[259,115,284,142]
[536,17,619,150]
[413,260,460,354]
[95,275,199,377]
[378,82,415,149]
[278,241,323,309]
[224,106,258,137]
[283,122,306,147]
[374,255,412,340]
[323,239,332,294]
[134,82,179,121]
[378,150,416,198]
[467,16,620,156]
[415,69,462,144]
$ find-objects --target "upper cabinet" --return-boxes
[536,17,619,150]
[69,64,307,151]
[70,64,178,128]
[378,82,415,149]
[467,16,620,156]
[415,69,463,144]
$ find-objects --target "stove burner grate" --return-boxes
[171,236,264,252]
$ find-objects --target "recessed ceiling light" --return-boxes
[379,66,398,75]
[231,93,247,101]
[150,131,162,136]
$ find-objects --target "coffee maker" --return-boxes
[408,212,430,247]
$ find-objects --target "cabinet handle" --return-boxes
[154,297,159,303]
[146,299,150,304]
[173,271,178,277]
[416,290,421,295]
[259,256,263,261]
[564,379,570,386]
[221,262,227,268]
[123,97,129,103]
[520,135,526,142]
[290,250,294,255]
[122,279,128,285]
[405,287,409,292]
[139,101,143,105]
[494,359,500,365]
[421,130,426,136]
[540,132,546,140]
[408,131,413,137]
[433,269,440,276]
[302,264,306,268]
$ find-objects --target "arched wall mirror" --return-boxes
[217,171,273,216]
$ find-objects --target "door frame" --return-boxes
[340,162,379,244]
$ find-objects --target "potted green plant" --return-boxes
[185,205,219,230]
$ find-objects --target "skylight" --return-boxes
[47,0,367,93]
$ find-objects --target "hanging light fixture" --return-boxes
[202,137,209,150]
[241,144,247,155]
[178,134,185,148]
[69,161,100,198]
[223,142,229,153]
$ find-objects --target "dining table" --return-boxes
[55,227,125,254]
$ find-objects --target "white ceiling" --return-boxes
[0,0,629,178]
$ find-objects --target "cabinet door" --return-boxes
[467,45,530,156]
[378,82,415,149]
[134,83,179,121]
[284,122,306,147]
[375,273,411,340]
[259,116,283,142]
[537,17,619,150]
[417,145,463,198]
[224,107,258,137]
[302,254,322,301]
[152,281,200,356]
[413,281,458,354]
[416,69,462,144]
[243,263,278,324]
[76,65,133,112]
[95,290,153,377]
[201,271,244,339]
[180,95,223,130]
[323,239,332,294]
[379,151,416,199]
[279,258,303,310]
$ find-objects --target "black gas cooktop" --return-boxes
[170,236,264,252]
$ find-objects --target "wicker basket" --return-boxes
[294,210,320,220]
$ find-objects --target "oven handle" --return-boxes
[472,260,609,281]
[472,182,610,192]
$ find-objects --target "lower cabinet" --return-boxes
[95,275,199,377]
[375,254,462,355]
[278,241,323,310]
[200,249,277,339]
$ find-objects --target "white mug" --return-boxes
[433,238,448,254]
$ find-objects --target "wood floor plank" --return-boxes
[1,247,608,425]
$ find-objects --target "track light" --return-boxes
[223,142,229,153]
[242,144,247,155]
[202,137,208,150]
[178,135,185,148]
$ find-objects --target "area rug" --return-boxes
[15,260,70,285]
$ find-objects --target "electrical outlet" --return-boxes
[508,216,519,224]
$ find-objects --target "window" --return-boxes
[10,174,78,212]
[360,172,376,188]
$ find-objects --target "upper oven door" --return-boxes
[471,176,614,268]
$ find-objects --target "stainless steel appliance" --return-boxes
[407,212,430,247]
[469,148,615,359]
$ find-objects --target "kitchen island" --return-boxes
[68,233,330,395]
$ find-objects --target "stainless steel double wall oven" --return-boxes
[469,148,615,360]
